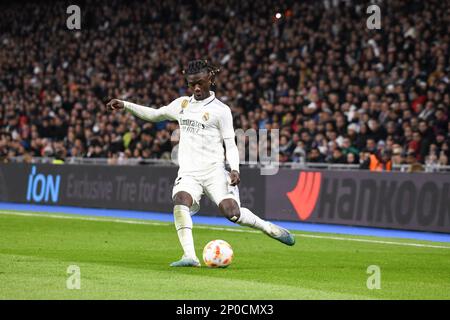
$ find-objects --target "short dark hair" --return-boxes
[183,59,221,84]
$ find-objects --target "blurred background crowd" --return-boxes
[0,0,449,170]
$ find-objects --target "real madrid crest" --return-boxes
[202,112,209,121]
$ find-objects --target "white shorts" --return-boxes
[172,167,241,215]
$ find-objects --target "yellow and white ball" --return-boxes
[203,240,233,268]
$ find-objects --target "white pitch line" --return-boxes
[1,210,450,250]
[293,233,450,249]
[0,211,166,226]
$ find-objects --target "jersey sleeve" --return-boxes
[218,108,235,139]
[160,98,182,121]
[123,97,182,122]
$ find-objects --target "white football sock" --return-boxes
[236,207,272,234]
[173,205,197,260]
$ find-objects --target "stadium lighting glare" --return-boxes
[275,12,282,19]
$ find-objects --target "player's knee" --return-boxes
[173,191,193,207]
[219,199,240,223]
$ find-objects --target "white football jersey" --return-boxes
[155,91,235,176]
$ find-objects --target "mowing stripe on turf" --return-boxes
[1,210,450,250]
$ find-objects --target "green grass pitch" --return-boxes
[0,210,449,300]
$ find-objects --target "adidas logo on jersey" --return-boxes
[180,99,188,114]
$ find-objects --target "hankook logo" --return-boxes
[287,172,322,221]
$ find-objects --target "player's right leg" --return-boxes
[170,176,203,267]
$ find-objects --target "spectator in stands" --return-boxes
[0,0,448,169]
[330,147,347,164]
[406,150,424,172]
[391,145,405,166]
[307,148,326,163]
[346,152,358,165]
[360,149,392,172]
[341,137,359,159]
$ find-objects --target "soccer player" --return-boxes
[106,60,295,267]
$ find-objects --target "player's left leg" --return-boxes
[204,169,295,246]
[219,199,295,246]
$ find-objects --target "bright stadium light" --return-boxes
[275,12,282,19]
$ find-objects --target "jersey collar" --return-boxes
[190,91,216,106]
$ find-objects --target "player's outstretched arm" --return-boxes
[106,98,173,122]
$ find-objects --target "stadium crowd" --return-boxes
[0,0,449,170]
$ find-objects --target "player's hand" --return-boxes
[106,99,125,111]
[229,170,240,186]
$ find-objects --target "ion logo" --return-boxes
[26,166,61,203]
[287,172,322,221]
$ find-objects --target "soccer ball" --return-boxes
[203,239,234,268]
